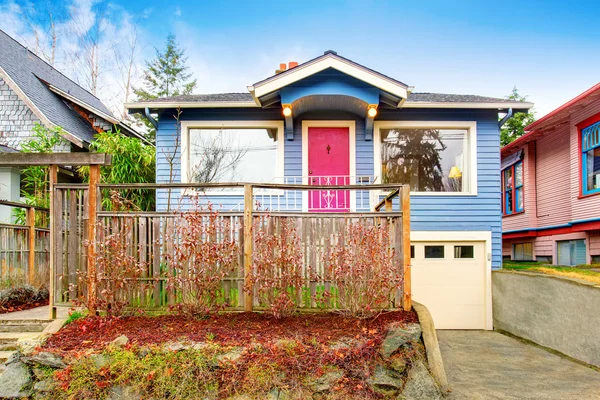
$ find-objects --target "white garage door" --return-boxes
[411,241,487,330]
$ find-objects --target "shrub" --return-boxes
[166,201,239,316]
[91,192,149,316]
[249,217,305,318]
[0,284,49,311]
[324,222,402,318]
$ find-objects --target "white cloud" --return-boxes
[174,6,181,17]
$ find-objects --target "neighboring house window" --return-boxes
[503,161,523,214]
[513,242,533,261]
[377,125,472,193]
[557,239,586,266]
[582,120,600,195]
[181,122,283,193]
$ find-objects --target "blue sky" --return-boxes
[3,0,600,117]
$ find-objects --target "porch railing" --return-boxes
[50,182,411,313]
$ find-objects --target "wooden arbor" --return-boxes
[0,153,111,318]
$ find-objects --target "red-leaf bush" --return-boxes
[166,201,239,316]
[93,193,149,316]
[249,217,306,318]
[324,222,402,318]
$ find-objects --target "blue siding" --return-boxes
[155,107,502,270]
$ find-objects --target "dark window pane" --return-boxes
[454,245,474,258]
[380,128,466,192]
[505,190,513,213]
[424,245,444,259]
[585,148,600,192]
[410,245,415,259]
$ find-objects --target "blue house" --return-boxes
[128,51,532,330]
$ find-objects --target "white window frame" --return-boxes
[373,121,478,196]
[180,120,285,195]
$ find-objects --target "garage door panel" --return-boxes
[413,266,483,286]
[412,284,484,306]
[411,241,486,330]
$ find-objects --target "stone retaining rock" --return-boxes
[380,323,422,359]
[21,351,66,369]
[399,360,442,400]
[0,361,32,398]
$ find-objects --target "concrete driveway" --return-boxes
[437,330,600,399]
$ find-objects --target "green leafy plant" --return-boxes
[14,124,67,226]
[65,309,87,325]
[78,130,156,211]
[500,87,536,146]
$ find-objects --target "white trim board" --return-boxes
[179,120,285,196]
[373,120,478,196]
[411,230,493,330]
[250,54,408,102]
[301,120,357,212]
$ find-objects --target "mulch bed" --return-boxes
[44,310,418,353]
[0,300,49,314]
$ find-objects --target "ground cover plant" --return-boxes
[503,260,600,284]
[41,311,421,399]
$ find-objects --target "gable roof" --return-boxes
[128,91,532,112]
[501,82,600,156]
[248,50,409,104]
[0,30,143,147]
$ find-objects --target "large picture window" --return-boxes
[379,128,467,192]
[582,120,600,195]
[503,161,523,214]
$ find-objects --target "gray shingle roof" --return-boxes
[407,92,516,103]
[145,93,254,103]
[142,92,522,105]
[0,30,117,145]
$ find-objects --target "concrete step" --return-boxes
[0,332,39,344]
[0,319,52,325]
[0,343,19,351]
[0,324,46,333]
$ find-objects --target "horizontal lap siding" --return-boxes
[155,108,502,269]
[379,109,502,270]
[535,125,571,227]
[534,236,553,256]
[570,99,600,222]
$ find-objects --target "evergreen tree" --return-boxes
[133,34,197,139]
[500,87,536,146]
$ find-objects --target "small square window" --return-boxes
[424,245,444,259]
[410,245,415,259]
[454,245,474,258]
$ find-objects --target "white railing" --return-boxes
[230,175,378,212]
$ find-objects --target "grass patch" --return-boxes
[503,261,600,284]
[65,310,87,325]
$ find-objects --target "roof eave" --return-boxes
[125,101,259,113]
[402,101,534,110]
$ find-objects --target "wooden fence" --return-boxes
[51,182,411,312]
[0,201,50,287]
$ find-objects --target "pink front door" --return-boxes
[307,127,350,212]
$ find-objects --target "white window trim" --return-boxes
[373,121,478,196]
[180,120,285,196]
[301,120,357,211]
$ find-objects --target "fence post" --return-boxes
[243,184,253,312]
[26,206,35,285]
[401,185,411,311]
[87,165,100,315]
[48,165,58,320]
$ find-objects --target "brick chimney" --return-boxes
[275,63,287,75]
[288,61,298,69]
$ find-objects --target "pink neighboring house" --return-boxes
[502,83,600,266]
